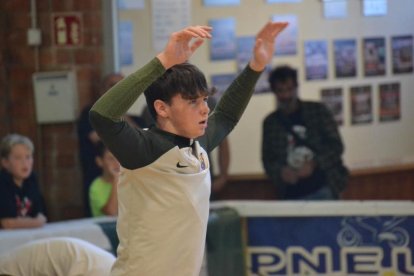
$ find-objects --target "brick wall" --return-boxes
[0,0,104,221]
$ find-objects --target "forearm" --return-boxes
[218,138,230,178]
[91,58,165,121]
[102,185,118,216]
[215,65,261,123]
[1,214,46,229]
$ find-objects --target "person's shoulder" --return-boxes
[0,170,21,188]
[0,170,8,181]
[302,100,328,111]
[90,177,105,189]
[302,100,323,107]
[0,171,9,191]
[263,110,278,122]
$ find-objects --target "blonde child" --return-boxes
[0,134,47,229]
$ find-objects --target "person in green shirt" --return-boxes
[89,141,120,217]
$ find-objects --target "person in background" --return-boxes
[89,141,121,217]
[0,237,115,276]
[77,73,144,216]
[90,22,288,275]
[140,96,230,200]
[0,133,47,229]
[262,65,349,200]
[205,96,230,200]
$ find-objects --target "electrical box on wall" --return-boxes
[32,71,78,124]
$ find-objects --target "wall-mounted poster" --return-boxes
[379,82,400,122]
[118,0,145,10]
[118,20,134,66]
[321,87,344,125]
[151,0,191,52]
[209,18,236,61]
[203,0,240,6]
[350,85,372,125]
[333,39,357,78]
[323,0,348,19]
[271,14,298,56]
[210,73,237,99]
[236,36,271,93]
[304,40,328,80]
[266,0,302,3]
[363,0,387,16]
[363,37,386,77]
[392,35,413,74]
[236,36,254,71]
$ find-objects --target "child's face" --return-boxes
[97,150,121,177]
[164,93,210,138]
[1,144,33,182]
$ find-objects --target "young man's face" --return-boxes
[273,79,298,114]
[1,144,33,184]
[164,93,210,138]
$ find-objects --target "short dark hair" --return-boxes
[144,63,210,120]
[94,141,108,158]
[268,65,298,92]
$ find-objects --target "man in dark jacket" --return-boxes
[262,65,348,199]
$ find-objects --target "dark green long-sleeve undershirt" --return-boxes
[89,57,261,170]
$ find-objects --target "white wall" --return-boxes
[119,0,414,175]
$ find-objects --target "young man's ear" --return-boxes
[153,99,169,119]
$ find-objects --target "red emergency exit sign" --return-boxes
[52,13,82,47]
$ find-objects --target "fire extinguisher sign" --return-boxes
[52,13,82,47]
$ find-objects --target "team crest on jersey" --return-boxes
[199,153,206,170]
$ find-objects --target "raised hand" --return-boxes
[249,21,289,72]
[156,25,212,69]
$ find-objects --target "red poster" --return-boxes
[52,14,82,47]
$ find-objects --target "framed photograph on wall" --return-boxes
[363,37,386,77]
[203,0,240,6]
[271,14,298,56]
[304,40,328,80]
[209,17,237,61]
[236,36,271,93]
[320,87,344,125]
[392,35,413,74]
[333,39,357,78]
[350,85,373,125]
[379,82,400,122]
[210,73,237,99]
[266,0,302,3]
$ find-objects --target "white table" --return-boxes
[0,216,117,255]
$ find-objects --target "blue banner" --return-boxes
[247,216,414,275]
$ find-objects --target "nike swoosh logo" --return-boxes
[176,162,189,168]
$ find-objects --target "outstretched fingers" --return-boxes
[257,21,289,41]
[177,26,212,40]
[270,22,289,38]
[249,21,289,72]
[190,38,206,52]
[157,25,212,69]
